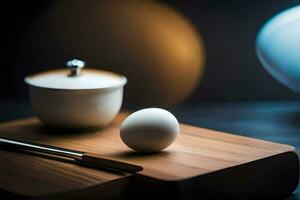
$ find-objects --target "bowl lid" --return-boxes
[25,59,127,90]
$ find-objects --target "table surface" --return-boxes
[1,98,300,199]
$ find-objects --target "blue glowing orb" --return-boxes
[256,6,300,92]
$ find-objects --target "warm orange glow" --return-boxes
[22,0,206,106]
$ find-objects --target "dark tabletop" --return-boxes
[1,98,300,199]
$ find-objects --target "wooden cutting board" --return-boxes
[0,112,298,199]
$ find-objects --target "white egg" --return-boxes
[120,108,179,152]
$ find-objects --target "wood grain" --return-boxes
[0,112,298,199]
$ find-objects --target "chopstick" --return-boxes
[0,138,142,174]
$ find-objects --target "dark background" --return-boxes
[1,1,300,199]
[1,0,300,103]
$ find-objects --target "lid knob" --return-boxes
[66,59,85,77]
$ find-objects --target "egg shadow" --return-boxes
[114,150,171,159]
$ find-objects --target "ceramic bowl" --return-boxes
[25,59,127,129]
